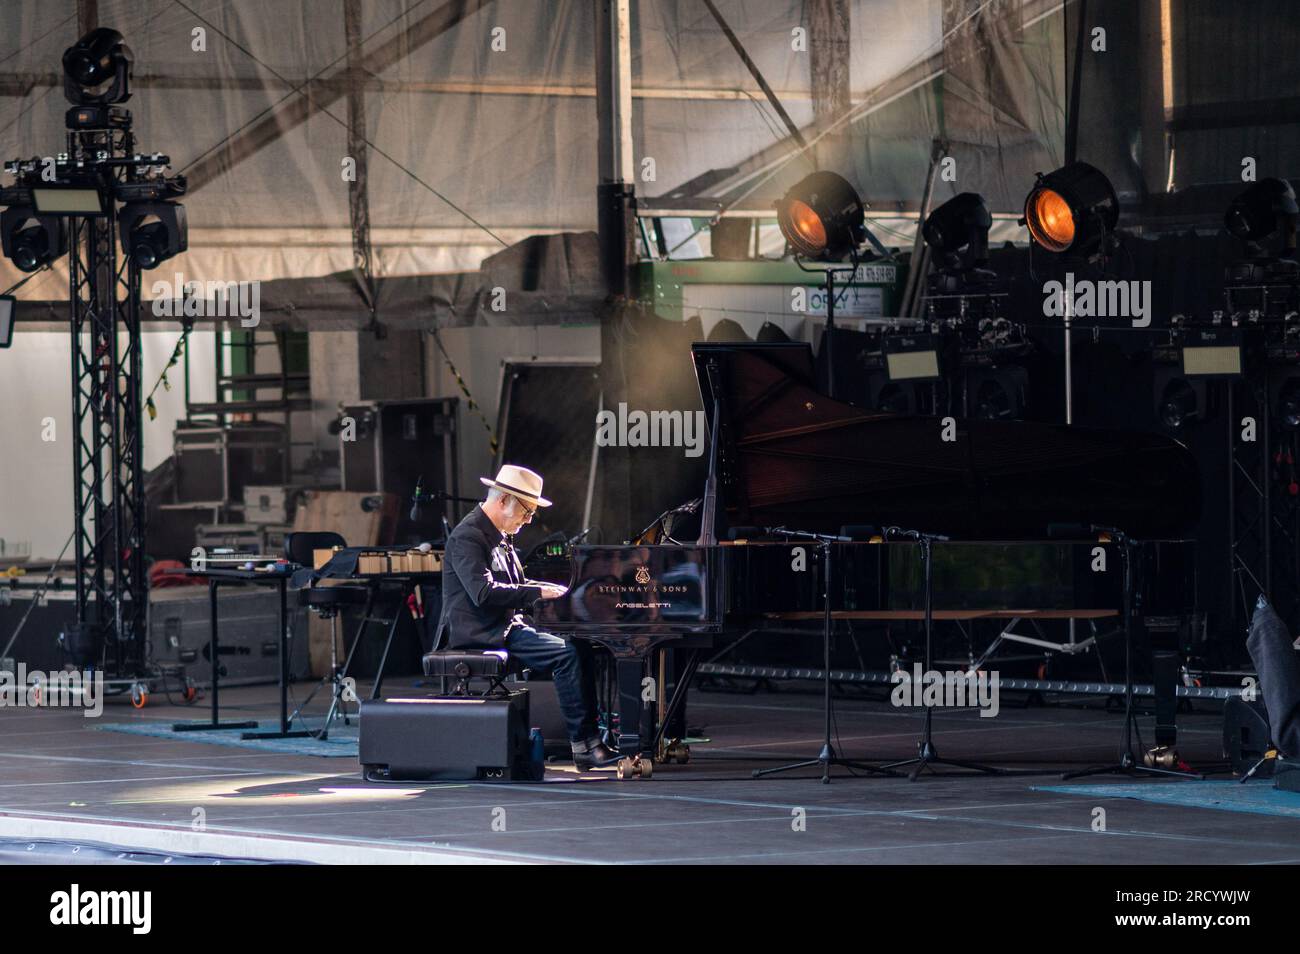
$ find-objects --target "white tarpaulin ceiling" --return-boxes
[0,0,1067,318]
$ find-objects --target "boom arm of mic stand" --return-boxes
[766,526,851,543]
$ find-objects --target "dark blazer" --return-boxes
[437,505,544,649]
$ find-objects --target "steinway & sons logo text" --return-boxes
[599,566,687,610]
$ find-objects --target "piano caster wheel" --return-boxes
[617,756,653,780]
[663,741,690,764]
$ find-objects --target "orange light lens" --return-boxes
[1027,188,1075,252]
[783,200,828,253]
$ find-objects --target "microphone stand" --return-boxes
[752,527,897,782]
[880,528,999,781]
[410,478,480,540]
[633,498,701,545]
[1061,527,1202,781]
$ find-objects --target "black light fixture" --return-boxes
[705,317,751,343]
[118,201,187,269]
[969,366,1029,421]
[872,381,916,414]
[1277,378,1300,430]
[756,321,791,343]
[1021,161,1118,258]
[1157,377,1201,431]
[776,171,866,260]
[923,192,992,274]
[1224,178,1298,259]
[62,28,132,106]
[0,207,67,272]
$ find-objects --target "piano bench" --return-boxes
[422,650,510,697]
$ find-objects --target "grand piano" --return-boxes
[534,342,1200,777]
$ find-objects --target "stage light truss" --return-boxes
[65,120,148,674]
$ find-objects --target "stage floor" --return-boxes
[0,679,1296,865]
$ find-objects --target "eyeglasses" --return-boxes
[512,496,536,520]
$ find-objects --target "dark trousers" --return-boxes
[1247,598,1300,757]
[505,624,599,743]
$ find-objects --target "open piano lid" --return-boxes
[691,341,1200,541]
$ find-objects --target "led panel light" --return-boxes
[883,334,941,382]
[1181,345,1242,377]
[31,186,107,215]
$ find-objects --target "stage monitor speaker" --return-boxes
[340,397,459,543]
[359,690,542,781]
[495,361,600,553]
[174,423,286,504]
[815,325,871,407]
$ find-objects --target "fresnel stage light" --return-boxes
[1021,161,1119,259]
[776,171,866,261]
[774,171,871,399]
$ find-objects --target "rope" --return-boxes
[143,327,191,421]
[430,327,498,455]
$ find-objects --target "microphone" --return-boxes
[1046,522,1091,539]
[567,528,593,546]
[409,475,424,523]
[883,526,950,542]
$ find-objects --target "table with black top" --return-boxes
[175,565,309,739]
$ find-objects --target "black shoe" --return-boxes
[573,740,620,769]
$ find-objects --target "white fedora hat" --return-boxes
[480,464,552,508]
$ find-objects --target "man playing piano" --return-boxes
[437,464,619,769]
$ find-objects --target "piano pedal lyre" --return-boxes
[652,650,690,766]
[616,756,653,780]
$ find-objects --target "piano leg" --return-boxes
[614,657,653,780]
[656,650,701,764]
